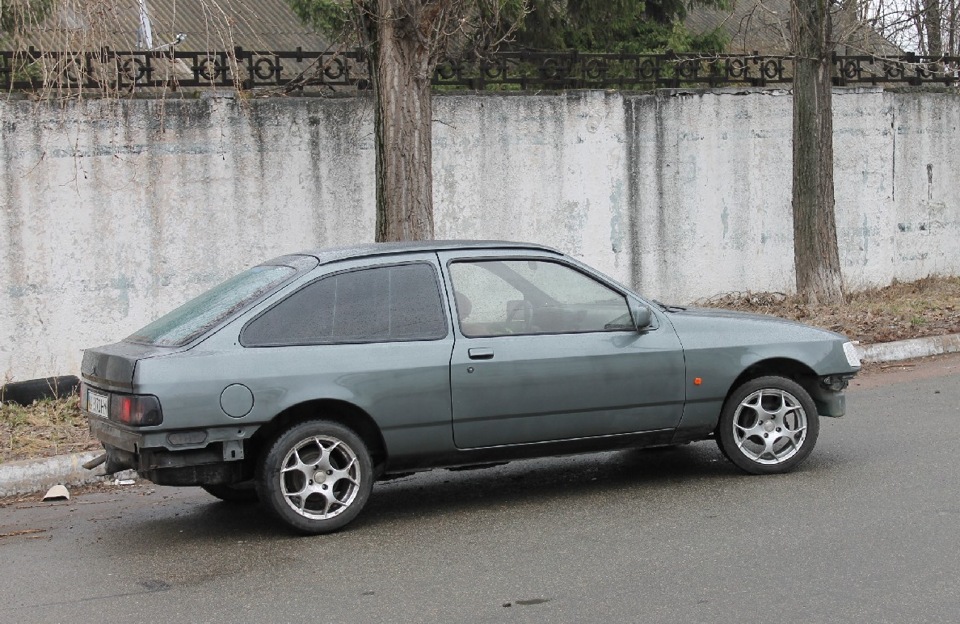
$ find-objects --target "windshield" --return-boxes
[126,265,297,347]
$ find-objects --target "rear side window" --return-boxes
[127,265,297,347]
[241,263,447,346]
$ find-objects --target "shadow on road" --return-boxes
[353,442,746,530]
[95,442,741,539]
[85,438,854,547]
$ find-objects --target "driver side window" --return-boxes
[449,259,631,337]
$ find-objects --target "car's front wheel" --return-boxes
[256,420,373,534]
[716,376,819,474]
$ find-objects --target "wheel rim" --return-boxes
[279,435,361,520]
[732,388,807,465]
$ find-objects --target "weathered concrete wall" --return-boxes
[626,87,960,299]
[1,88,958,380]
[1,96,375,381]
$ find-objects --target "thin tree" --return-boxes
[791,0,845,304]
[859,0,959,55]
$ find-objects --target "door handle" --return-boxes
[468,348,494,360]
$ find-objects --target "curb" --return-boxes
[0,451,128,498]
[855,333,960,363]
[3,333,960,498]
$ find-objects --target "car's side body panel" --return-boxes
[79,241,860,493]
[448,330,686,447]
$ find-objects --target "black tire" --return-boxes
[200,483,259,504]
[256,420,374,534]
[716,376,819,475]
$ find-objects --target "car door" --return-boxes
[438,251,686,449]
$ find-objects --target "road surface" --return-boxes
[2,354,959,623]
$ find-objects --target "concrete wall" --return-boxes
[1,88,958,380]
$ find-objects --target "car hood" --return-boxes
[664,306,848,342]
[658,305,858,377]
[671,308,843,338]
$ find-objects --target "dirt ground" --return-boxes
[2,276,959,464]
[696,276,960,344]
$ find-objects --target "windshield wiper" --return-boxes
[652,300,687,313]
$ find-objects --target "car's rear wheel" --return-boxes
[201,482,258,503]
[716,376,819,474]
[256,420,373,534]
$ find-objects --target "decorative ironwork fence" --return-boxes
[1,47,957,94]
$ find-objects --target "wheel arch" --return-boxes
[723,357,820,410]
[250,399,389,471]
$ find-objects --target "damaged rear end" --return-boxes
[80,344,253,486]
[79,342,239,485]
[80,341,177,477]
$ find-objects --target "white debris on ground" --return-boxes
[42,484,69,501]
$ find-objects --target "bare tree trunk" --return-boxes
[364,0,438,242]
[351,0,510,242]
[923,0,944,55]
[791,0,844,304]
[949,0,958,55]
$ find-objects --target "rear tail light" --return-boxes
[109,394,163,426]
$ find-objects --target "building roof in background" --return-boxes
[685,0,901,56]
[12,0,328,52]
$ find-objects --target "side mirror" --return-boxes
[629,301,654,331]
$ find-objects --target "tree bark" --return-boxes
[922,0,944,55]
[791,0,844,304]
[365,0,437,242]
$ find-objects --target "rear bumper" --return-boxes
[87,416,257,486]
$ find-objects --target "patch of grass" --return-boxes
[0,395,99,464]
[695,276,960,343]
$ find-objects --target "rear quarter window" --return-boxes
[241,263,447,346]
[126,265,298,347]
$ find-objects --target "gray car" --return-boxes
[80,241,861,533]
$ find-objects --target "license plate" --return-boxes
[87,389,109,419]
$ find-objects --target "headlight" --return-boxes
[842,341,861,368]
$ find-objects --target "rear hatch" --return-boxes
[80,342,177,393]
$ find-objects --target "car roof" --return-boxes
[291,240,563,265]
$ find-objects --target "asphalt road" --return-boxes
[2,355,959,624]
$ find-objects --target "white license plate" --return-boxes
[87,389,109,419]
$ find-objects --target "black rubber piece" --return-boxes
[1,376,79,405]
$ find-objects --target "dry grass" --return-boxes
[0,394,99,464]
[695,276,960,343]
[2,276,960,464]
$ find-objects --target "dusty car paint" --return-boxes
[80,241,860,532]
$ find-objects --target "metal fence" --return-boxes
[1,47,957,93]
